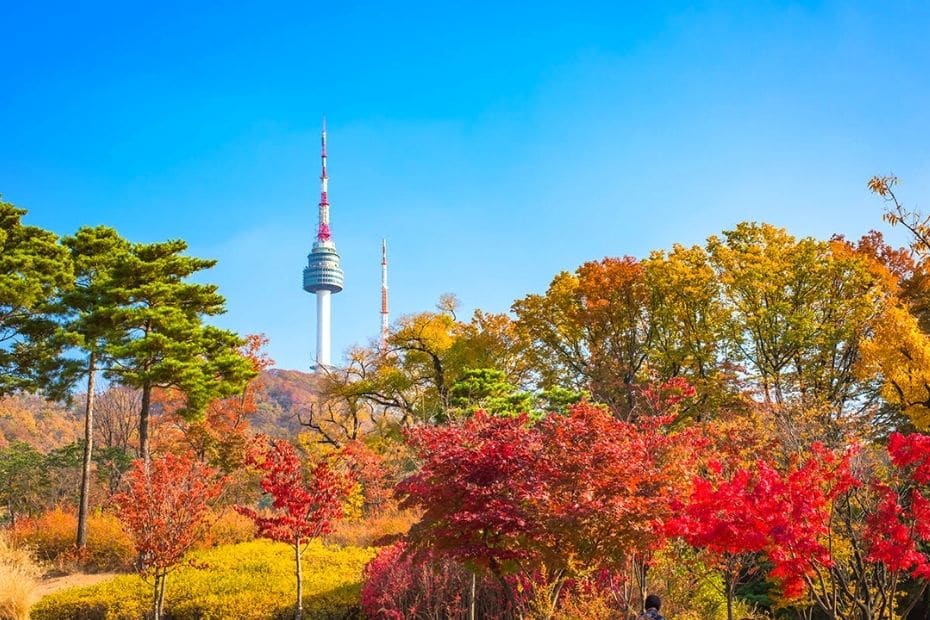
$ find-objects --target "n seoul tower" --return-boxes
[303,118,344,369]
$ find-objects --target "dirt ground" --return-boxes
[35,571,120,598]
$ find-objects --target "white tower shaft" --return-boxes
[317,289,332,367]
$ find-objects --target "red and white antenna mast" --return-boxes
[317,116,331,242]
[380,239,389,350]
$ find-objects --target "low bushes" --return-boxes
[0,533,41,620]
[32,539,375,620]
[360,542,732,620]
[325,508,419,548]
[196,508,255,549]
[11,507,133,572]
[361,543,514,620]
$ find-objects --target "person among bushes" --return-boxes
[640,594,665,620]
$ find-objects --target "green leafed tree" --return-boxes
[0,441,49,525]
[61,226,132,547]
[104,239,256,464]
[706,222,890,426]
[447,367,533,420]
[0,199,74,397]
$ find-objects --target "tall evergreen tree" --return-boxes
[61,226,131,548]
[0,199,73,397]
[104,240,255,464]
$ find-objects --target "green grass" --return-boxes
[31,539,376,620]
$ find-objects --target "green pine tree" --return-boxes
[61,226,132,548]
[0,199,74,397]
[104,239,255,464]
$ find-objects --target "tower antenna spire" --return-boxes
[380,239,389,350]
[317,115,331,241]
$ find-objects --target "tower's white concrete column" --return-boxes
[316,289,331,367]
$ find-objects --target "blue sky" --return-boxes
[2,1,929,370]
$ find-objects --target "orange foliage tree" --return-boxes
[152,334,272,471]
[113,453,225,620]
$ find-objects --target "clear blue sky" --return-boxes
[3,1,929,370]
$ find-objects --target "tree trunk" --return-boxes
[634,555,649,613]
[152,569,165,620]
[725,570,735,620]
[548,574,567,619]
[139,381,151,466]
[489,560,519,620]
[295,538,303,620]
[469,571,477,620]
[77,351,96,549]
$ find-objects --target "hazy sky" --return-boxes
[3,1,929,370]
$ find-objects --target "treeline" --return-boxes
[313,222,926,447]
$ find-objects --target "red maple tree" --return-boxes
[236,436,352,620]
[113,453,225,620]
[867,433,930,580]
[398,402,694,616]
[398,411,542,608]
[667,445,857,620]
[531,402,683,611]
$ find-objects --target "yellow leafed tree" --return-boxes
[860,303,930,430]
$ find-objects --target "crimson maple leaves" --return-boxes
[868,433,930,580]
[235,437,352,620]
[397,396,930,618]
[399,403,685,612]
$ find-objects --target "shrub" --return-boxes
[31,539,375,620]
[361,542,514,619]
[81,512,135,572]
[0,532,41,620]
[195,509,255,549]
[10,507,74,564]
[10,507,134,572]
[645,545,734,620]
[325,508,418,548]
[550,591,617,620]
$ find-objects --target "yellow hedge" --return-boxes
[32,540,376,620]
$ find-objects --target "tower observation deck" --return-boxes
[303,118,344,368]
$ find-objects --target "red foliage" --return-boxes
[887,432,930,484]
[532,403,679,570]
[398,402,691,610]
[668,444,858,599]
[113,453,225,572]
[361,542,516,620]
[639,376,697,419]
[236,436,352,544]
[865,433,930,580]
[867,485,930,579]
[397,412,541,573]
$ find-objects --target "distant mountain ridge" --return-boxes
[0,369,323,451]
[250,368,323,437]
